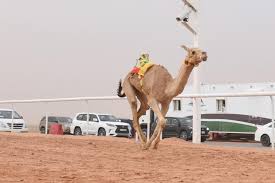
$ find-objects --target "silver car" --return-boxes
[39,116,72,134]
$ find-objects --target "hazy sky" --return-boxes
[0,0,274,125]
[1,0,275,100]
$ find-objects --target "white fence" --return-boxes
[1,91,275,150]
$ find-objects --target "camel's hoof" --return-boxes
[151,142,159,150]
[141,144,149,150]
[152,145,159,150]
[141,139,147,144]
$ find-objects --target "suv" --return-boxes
[142,116,209,142]
[0,109,28,132]
[70,113,131,137]
[39,116,72,134]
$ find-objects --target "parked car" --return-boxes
[117,118,135,137]
[255,122,275,147]
[39,116,72,134]
[0,109,28,132]
[70,113,132,138]
[141,116,209,142]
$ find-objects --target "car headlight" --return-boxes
[0,121,8,128]
[106,123,116,127]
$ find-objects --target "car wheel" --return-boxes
[261,134,271,147]
[74,127,82,136]
[98,128,106,136]
[201,137,207,142]
[40,127,45,134]
[142,128,147,138]
[180,131,188,141]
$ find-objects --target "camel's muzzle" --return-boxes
[202,52,207,61]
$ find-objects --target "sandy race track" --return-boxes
[0,133,275,183]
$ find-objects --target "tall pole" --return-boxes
[192,0,201,144]
[177,0,201,143]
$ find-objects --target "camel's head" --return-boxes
[181,45,208,66]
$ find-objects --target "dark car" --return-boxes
[39,116,72,134]
[117,118,135,138]
[143,116,209,142]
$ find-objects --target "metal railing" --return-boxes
[0,91,274,150]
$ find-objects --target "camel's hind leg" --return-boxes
[143,97,166,149]
[123,81,147,144]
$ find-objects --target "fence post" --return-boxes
[86,100,89,135]
[270,96,274,150]
[11,104,14,132]
[45,102,48,135]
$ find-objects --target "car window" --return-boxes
[76,114,82,120]
[89,114,98,122]
[0,110,21,119]
[48,117,58,122]
[13,111,21,119]
[178,118,192,125]
[171,119,179,126]
[77,114,87,121]
[98,115,117,122]
[58,117,72,123]
[41,117,46,122]
[165,118,172,125]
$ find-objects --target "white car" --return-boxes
[70,113,131,137]
[255,122,275,147]
[0,109,28,132]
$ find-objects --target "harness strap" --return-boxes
[185,60,198,67]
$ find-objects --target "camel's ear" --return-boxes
[181,45,189,52]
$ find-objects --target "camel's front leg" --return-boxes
[152,102,170,149]
[143,98,166,150]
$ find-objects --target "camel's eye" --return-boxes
[192,51,196,55]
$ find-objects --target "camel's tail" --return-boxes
[117,80,126,97]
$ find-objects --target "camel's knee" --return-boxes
[133,122,142,131]
[129,100,137,107]
[159,118,166,128]
[133,122,138,129]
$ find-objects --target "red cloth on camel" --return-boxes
[131,67,140,74]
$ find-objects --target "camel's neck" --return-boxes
[167,59,194,97]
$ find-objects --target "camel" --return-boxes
[117,45,207,150]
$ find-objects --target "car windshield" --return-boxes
[98,115,117,122]
[0,110,21,119]
[57,117,72,123]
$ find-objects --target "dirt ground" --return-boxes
[0,133,275,183]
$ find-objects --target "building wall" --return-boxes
[167,82,275,119]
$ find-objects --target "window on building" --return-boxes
[173,100,181,111]
[216,99,226,112]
